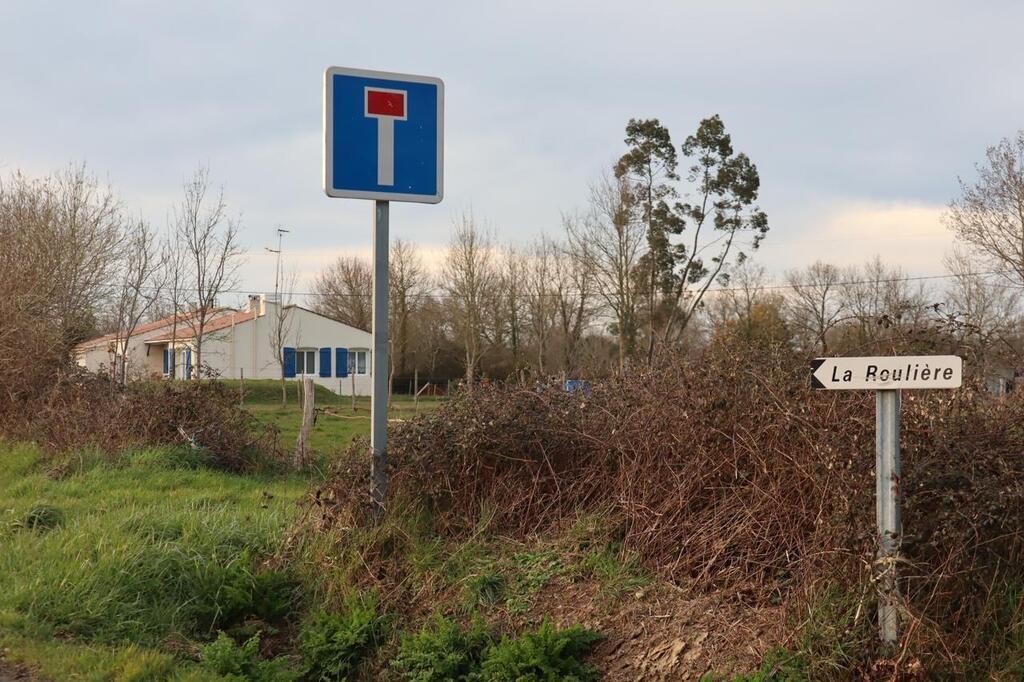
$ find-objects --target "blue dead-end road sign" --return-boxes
[323,66,444,203]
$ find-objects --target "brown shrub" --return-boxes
[2,366,280,472]
[308,341,1024,670]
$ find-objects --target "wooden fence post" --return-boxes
[294,376,314,470]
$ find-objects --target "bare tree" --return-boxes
[524,236,559,375]
[159,235,187,379]
[0,165,126,347]
[554,220,597,374]
[312,255,372,330]
[706,262,789,346]
[838,257,930,352]
[406,291,449,382]
[942,246,1021,366]
[49,166,129,343]
[389,239,429,378]
[946,131,1024,286]
[707,262,767,335]
[442,212,497,386]
[501,245,529,378]
[0,166,127,394]
[784,261,848,353]
[111,220,163,383]
[268,268,298,406]
[568,174,643,373]
[174,168,243,378]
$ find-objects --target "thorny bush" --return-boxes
[1,365,280,472]
[308,340,1024,673]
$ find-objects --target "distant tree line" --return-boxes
[309,122,1024,389]
[5,124,1024,393]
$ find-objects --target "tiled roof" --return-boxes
[165,309,256,340]
[74,308,245,350]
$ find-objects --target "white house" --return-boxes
[74,295,375,395]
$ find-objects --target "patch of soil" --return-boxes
[0,656,42,682]
[528,581,785,681]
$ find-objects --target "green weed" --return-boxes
[127,445,213,470]
[505,550,564,615]
[201,631,300,681]
[733,647,809,681]
[463,564,507,610]
[0,623,216,681]
[734,586,869,680]
[392,614,492,681]
[478,619,603,682]
[13,504,64,532]
[573,543,650,602]
[971,580,1024,677]
[790,585,872,677]
[298,593,387,680]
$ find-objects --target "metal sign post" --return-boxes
[875,389,901,645]
[324,66,444,515]
[370,200,390,511]
[811,355,962,646]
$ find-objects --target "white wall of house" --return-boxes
[76,343,115,375]
[75,319,179,379]
[209,300,373,395]
[75,297,375,395]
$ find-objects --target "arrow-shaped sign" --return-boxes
[811,355,962,390]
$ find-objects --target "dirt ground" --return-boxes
[0,660,38,682]
[529,580,786,680]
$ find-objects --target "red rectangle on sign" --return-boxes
[366,90,405,117]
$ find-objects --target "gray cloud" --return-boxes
[2,1,1020,295]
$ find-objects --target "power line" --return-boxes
[89,268,1017,300]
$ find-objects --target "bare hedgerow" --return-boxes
[3,367,281,472]
[307,340,1024,671]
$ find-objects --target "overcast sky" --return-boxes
[2,1,1021,302]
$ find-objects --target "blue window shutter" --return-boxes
[336,348,348,378]
[283,347,296,378]
[185,349,192,379]
[162,349,169,374]
[319,347,331,377]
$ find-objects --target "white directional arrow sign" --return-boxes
[809,353,964,645]
[810,355,962,390]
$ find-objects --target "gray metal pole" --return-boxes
[370,200,390,515]
[876,389,902,646]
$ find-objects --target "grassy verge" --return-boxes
[230,379,441,455]
[0,441,606,680]
[0,441,310,678]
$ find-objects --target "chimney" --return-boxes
[248,294,265,316]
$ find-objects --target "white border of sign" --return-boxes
[323,66,444,203]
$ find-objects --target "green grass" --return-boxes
[222,378,340,406]
[0,622,220,681]
[230,379,442,455]
[0,441,310,678]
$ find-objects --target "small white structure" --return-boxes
[74,295,374,395]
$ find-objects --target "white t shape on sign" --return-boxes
[364,87,407,186]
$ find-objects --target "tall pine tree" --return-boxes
[615,119,683,363]
[615,115,769,359]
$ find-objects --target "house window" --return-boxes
[295,349,317,375]
[177,348,193,379]
[348,349,369,376]
[164,348,176,377]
